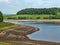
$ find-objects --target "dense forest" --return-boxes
[16,8,60,15]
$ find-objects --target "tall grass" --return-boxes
[4,14,55,19]
[0,22,18,31]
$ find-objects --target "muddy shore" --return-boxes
[0,20,60,45]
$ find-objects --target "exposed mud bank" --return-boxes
[0,23,60,45]
[0,25,39,41]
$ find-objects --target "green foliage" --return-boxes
[0,11,3,22]
[16,8,60,15]
[4,8,60,19]
[36,17,40,19]
[4,14,55,19]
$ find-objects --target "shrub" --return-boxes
[18,17,27,19]
[36,17,40,19]
[0,11,3,22]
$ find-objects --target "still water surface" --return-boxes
[11,22,60,43]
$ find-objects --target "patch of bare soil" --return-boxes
[0,25,39,41]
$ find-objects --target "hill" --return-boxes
[16,8,60,15]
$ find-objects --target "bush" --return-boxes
[18,17,27,19]
[36,17,40,19]
[0,11,3,22]
[43,17,49,19]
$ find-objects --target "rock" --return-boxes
[0,31,6,37]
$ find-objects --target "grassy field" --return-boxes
[0,42,15,45]
[0,22,18,31]
[4,14,55,19]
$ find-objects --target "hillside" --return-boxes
[16,8,60,15]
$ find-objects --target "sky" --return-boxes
[0,0,60,14]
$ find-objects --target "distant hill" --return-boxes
[3,14,16,16]
[16,8,60,15]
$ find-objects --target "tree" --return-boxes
[0,11,3,22]
[16,8,59,15]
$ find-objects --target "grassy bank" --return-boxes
[0,42,15,45]
[0,22,18,31]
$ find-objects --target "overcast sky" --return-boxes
[0,0,60,14]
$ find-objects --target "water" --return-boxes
[11,22,60,43]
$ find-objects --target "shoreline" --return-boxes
[2,20,60,45]
[4,19,60,24]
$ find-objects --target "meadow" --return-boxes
[4,14,56,19]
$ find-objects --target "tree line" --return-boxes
[16,8,60,15]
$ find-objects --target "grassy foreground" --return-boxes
[0,42,15,45]
[0,22,18,31]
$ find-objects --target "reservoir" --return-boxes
[11,22,60,43]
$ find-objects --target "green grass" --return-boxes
[0,22,18,31]
[4,14,55,19]
[0,22,14,28]
[0,42,15,45]
[17,14,52,19]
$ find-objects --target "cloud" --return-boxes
[0,0,9,2]
[0,0,60,14]
[25,0,60,8]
